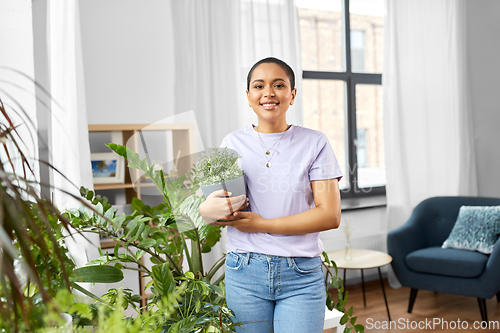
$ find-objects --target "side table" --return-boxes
[325,249,393,321]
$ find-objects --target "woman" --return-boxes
[199,57,342,333]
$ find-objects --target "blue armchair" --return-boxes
[388,196,500,322]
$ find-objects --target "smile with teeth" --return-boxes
[261,102,279,110]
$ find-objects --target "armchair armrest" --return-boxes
[478,237,500,297]
[387,213,427,259]
[387,213,428,287]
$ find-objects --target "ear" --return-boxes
[246,90,251,107]
[290,88,297,105]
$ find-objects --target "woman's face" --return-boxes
[246,63,297,127]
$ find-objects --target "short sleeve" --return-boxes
[308,133,343,182]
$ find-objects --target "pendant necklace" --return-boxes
[256,125,291,168]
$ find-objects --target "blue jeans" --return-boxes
[225,252,326,333]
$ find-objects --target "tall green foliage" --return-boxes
[0,96,125,332]
[323,253,365,333]
[64,143,237,332]
[0,97,77,331]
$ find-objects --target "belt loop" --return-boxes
[287,257,293,268]
[244,253,251,265]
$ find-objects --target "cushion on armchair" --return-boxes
[405,247,489,278]
[442,205,500,254]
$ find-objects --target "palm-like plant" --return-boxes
[0,96,123,331]
[0,97,79,330]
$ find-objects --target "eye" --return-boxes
[275,84,285,88]
[254,85,263,89]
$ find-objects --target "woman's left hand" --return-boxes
[214,211,268,233]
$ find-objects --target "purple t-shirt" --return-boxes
[220,124,343,257]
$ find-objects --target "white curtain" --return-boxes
[170,0,303,149]
[47,0,99,271]
[0,0,98,296]
[0,0,37,174]
[383,0,478,286]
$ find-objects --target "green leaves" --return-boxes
[152,263,176,296]
[137,238,156,248]
[68,143,232,330]
[354,324,365,332]
[322,251,364,333]
[106,142,131,161]
[72,265,124,283]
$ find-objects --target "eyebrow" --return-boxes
[251,78,287,85]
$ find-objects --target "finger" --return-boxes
[228,195,247,205]
[207,189,232,199]
[225,196,234,214]
[230,198,247,211]
[209,214,236,225]
[225,195,246,213]
[233,211,252,219]
[228,194,246,201]
[213,220,235,226]
[221,212,239,220]
[234,201,249,212]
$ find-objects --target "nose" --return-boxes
[263,85,275,97]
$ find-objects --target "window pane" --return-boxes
[355,84,385,188]
[297,0,344,72]
[349,0,385,73]
[302,79,347,189]
[350,30,365,72]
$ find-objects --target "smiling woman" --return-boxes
[199,57,343,333]
[246,59,297,133]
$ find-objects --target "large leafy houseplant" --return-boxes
[0,96,124,332]
[64,143,238,332]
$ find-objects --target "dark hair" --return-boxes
[246,57,295,91]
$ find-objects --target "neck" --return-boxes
[255,122,290,133]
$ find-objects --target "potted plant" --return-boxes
[63,143,239,332]
[192,148,246,201]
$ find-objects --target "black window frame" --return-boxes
[301,0,385,198]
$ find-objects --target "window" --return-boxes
[297,0,385,197]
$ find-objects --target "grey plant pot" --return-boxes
[200,175,248,212]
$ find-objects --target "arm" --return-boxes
[216,178,341,235]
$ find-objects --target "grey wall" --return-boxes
[466,0,500,197]
[79,0,174,125]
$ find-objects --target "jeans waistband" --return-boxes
[249,252,288,260]
[235,252,295,266]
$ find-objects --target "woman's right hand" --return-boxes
[199,189,249,225]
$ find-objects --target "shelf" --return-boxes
[88,123,194,132]
[93,182,159,191]
[137,182,158,187]
[89,123,195,307]
[100,239,117,249]
[94,183,135,190]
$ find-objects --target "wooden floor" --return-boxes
[327,279,500,332]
